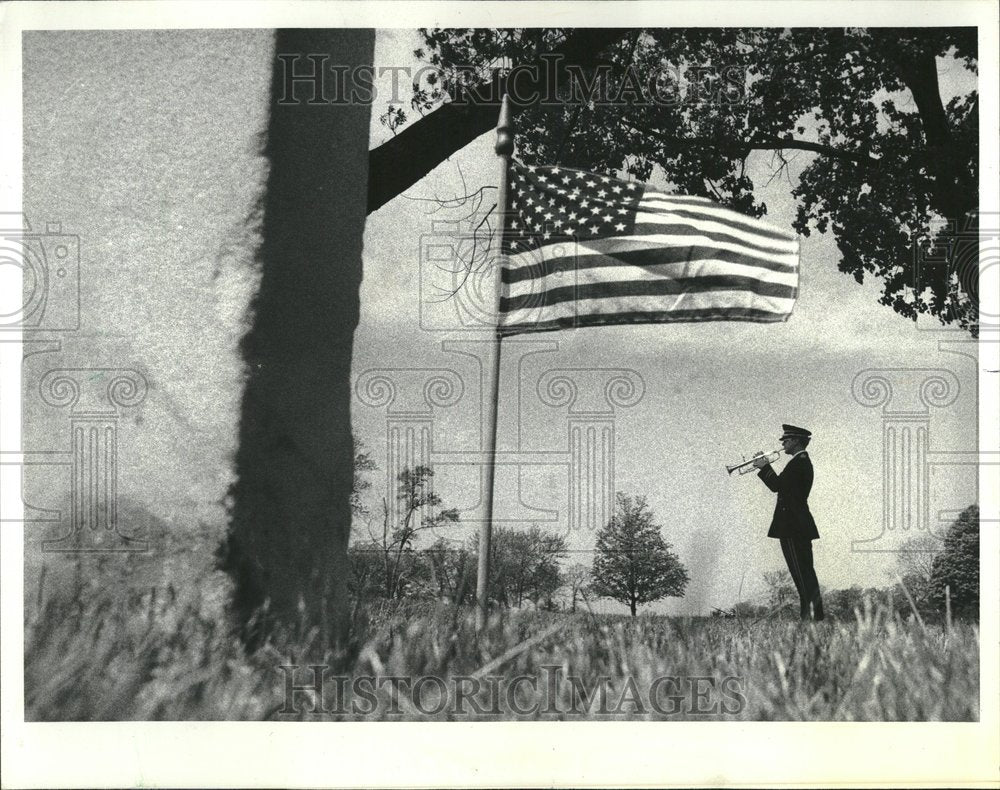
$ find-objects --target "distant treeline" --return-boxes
[716,505,980,622]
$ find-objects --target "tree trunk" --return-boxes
[219,29,375,650]
[630,599,637,617]
[884,41,979,306]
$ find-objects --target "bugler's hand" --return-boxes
[751,453,769,469]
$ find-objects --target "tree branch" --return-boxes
[367,28,635,214]
[623,117,880,166]
[748,136,879,164]
[873,37,978,305]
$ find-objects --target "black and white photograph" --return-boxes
[1,1,998,787]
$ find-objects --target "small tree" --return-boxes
[762,570,797,610]
[590,494,689,616]
[346,436,382,601]
[426,538,476,605]
[469,525,568,609]
[350,435,377,518]
[929,504,979,619]
[895,534,941,611]
[565,563,593,613]
[360,465,459,600]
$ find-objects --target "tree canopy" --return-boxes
[369,27,979,333]
[472,524,568,609]
[351,465,460,600]
[591,493,689,616]
[929,504,979,618]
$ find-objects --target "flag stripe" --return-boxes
[633,214,798,255]
[501,291,795,333]
[508,234,799,269]
[504,254,799,301]
[503,240,798,285]
[500,307,790,336]
[503,291,796,325]
[500,275,796,313]
[638,192,717,208]
[641,194,797,241]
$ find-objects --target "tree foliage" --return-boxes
[929,504,979,618]
[895,534,941,584]
[894,534,942,610]
[351,465,459,600]
[762,569,797,610]
[472,525,568,609]
[591,494,689,616]
[350,435,377,518]
[426,537,476,605]
[368,29,628,213]
[565,563,593,612]
[409,27,979,332]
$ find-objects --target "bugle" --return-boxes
[726,448,781,476]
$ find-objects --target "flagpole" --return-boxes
[476,93,512,632]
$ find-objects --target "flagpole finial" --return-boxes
[495,93,514,157]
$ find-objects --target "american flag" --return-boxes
[499,160,800,335]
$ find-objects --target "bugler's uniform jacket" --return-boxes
[757,452,819,541]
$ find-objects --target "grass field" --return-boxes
[24,552,979,722]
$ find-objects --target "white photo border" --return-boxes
[1,2,997,787]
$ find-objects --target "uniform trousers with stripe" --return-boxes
[779,537,824,620]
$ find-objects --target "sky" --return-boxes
[352,29,980,613]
